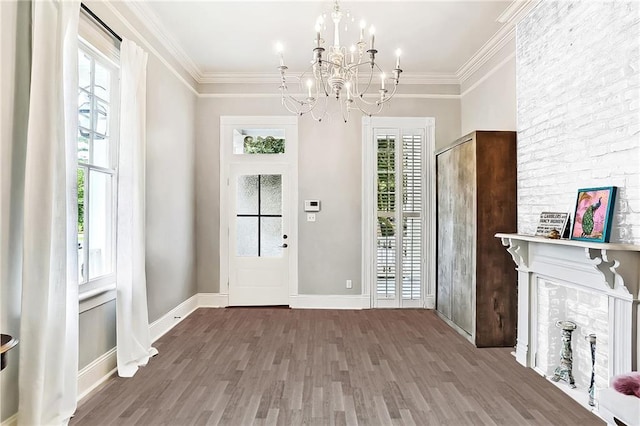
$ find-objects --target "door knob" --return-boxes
[283,234,288,239]
[281,243,288,248]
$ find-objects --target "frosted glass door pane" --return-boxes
[260,175,282,215]
[88,170,113,279]
[236,217,258,256]
[260,217,283,257]
[237,175,258,214]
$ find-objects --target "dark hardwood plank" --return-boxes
[72,308,603,425]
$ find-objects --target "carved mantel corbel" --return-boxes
[500,237,529,270]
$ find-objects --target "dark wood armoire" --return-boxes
[436,131,517,347]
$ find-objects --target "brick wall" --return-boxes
[537,279,609,391]
[517,1,640,243]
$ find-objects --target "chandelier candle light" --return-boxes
[276,0,403,122]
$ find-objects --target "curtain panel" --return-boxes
[18,1,80,424]
[116,39,157,378]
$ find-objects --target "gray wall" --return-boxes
[1,2,198,421]
[195,96,460,295]
[460,39,516,136]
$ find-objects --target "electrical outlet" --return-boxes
[307,213,316,222]
[346,279,352,289]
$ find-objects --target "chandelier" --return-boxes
[276,0,403,122]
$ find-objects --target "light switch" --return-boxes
[307,213,316,222]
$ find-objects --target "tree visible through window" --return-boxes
[77,45,118,285]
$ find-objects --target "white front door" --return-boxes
[220,116,298,307]
[228,164,290,306]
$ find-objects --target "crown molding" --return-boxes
[497,0,537,24]
[456,0,540,83]
[121,0,202,82]
[198,72,459,85]
[102,2,198,96]
[198,92,460,99]
[199,73,282,85]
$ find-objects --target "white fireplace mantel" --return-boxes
[495,233,640,380]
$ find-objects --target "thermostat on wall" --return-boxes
[304,200,321,212]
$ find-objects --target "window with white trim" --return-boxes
[375,128,425,307]
[77,18,120,294]
[363,117,433,309]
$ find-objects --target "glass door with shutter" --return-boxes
[374,128,425,308]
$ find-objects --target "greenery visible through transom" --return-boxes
[244,135,285,154]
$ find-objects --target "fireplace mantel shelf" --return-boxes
[495,233,640,252]
[495,233,640,301]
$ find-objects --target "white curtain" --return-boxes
[18,1,80,425]
[116,39,157,377]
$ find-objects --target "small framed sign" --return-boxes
[535,212,570,238]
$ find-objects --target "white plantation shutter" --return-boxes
[402,132,423,300]
[374,127,425,306]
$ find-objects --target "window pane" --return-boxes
[94,62,111,101]
[237,175,258,215]
[260,175,282,215]
[92,136,110,168]
[78,128,90,163]
[94,99,109,136]
[78,51,92,91]
[78,90,91,129]
[236,217,258,256]
[233,128,285,154]
[376,215,396,298]
[77,168,86,283]
[377,135,396,212]
[88,170,113,279]
[260,217,283,257]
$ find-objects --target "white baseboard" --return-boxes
[77,347,117,401]
[149,293,199,343]
[289,294,371,309]
[0,414,17,426]
[424,295,436,309]
[198,292,229,307]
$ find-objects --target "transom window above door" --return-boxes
[233,128,285,155]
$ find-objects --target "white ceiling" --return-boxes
[132,1,518,79]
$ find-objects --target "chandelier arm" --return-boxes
[282,95,314,116]
[351,97,384,117]
[309,95,329,122]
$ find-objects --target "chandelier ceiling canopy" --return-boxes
[276,0,403,122]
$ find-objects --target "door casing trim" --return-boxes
[219,116,299,304]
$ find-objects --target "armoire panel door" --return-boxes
[436,150,454,319]
[450,141,476,335]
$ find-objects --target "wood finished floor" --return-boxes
[71,308,604,425]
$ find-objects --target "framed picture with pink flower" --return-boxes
[571,186,617,243]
